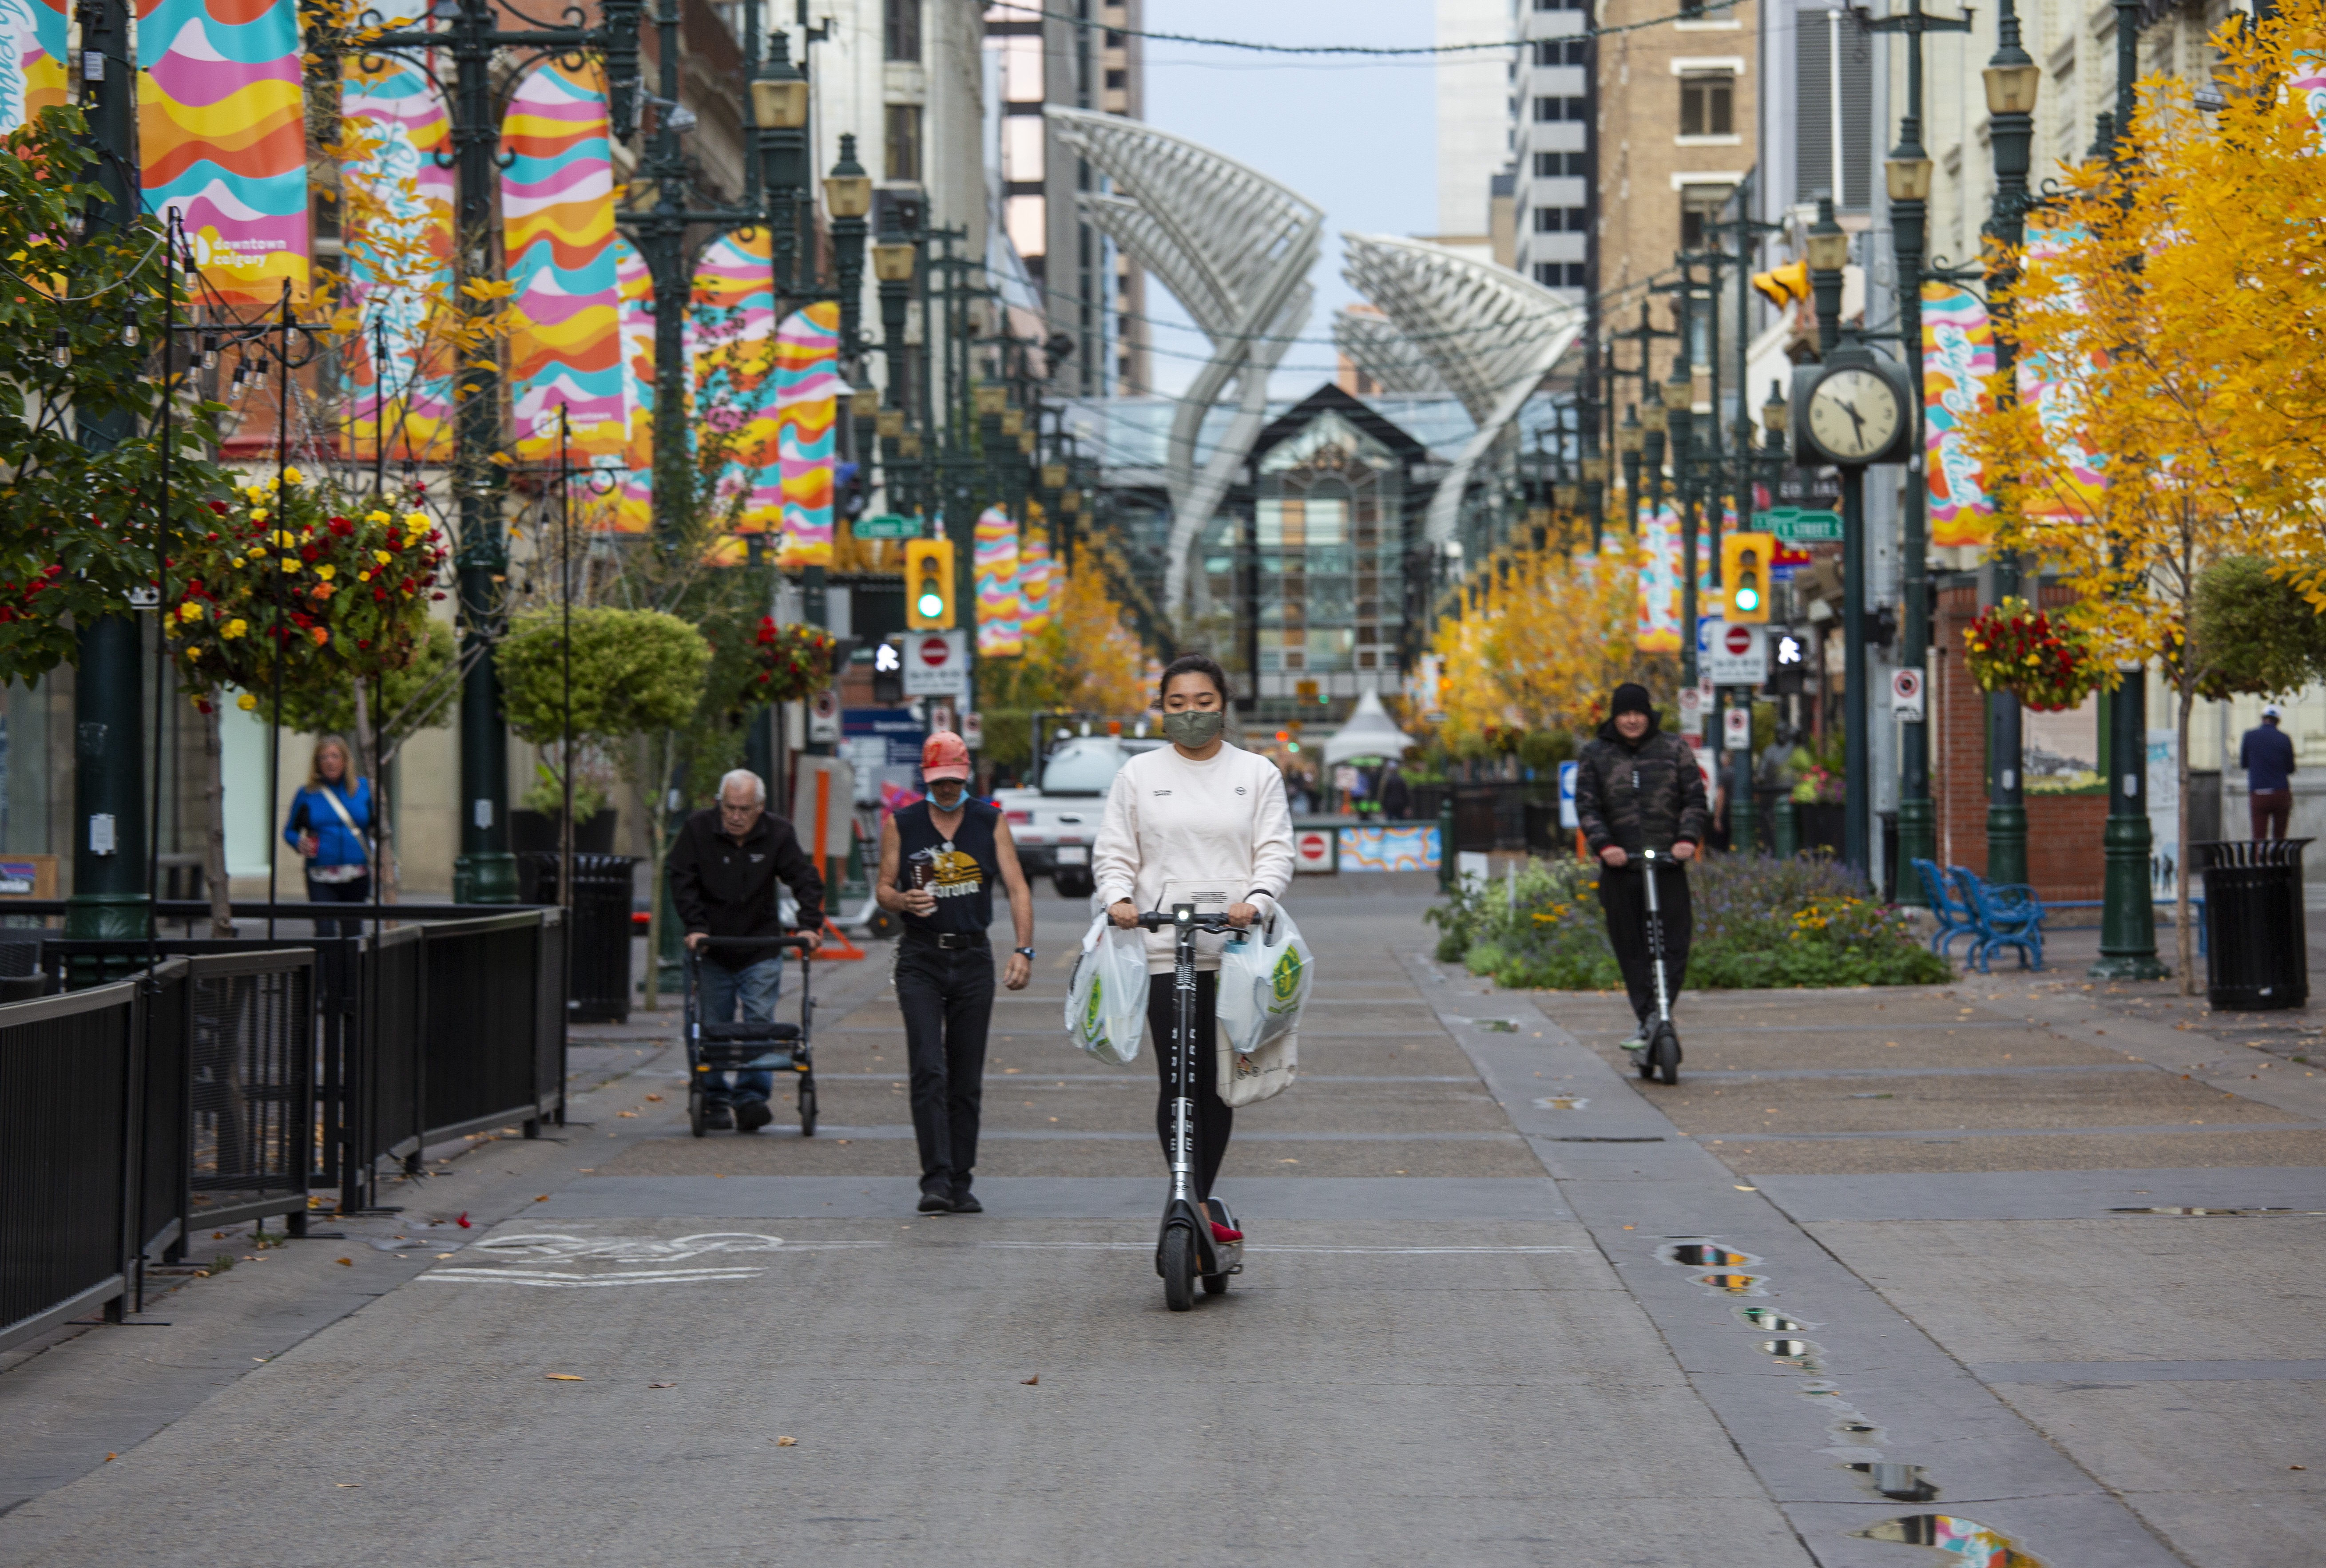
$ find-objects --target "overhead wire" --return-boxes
[1001,2,1742,54]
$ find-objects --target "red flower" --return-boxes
[208,500,228,516]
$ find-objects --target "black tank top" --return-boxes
[894,799,1000,938]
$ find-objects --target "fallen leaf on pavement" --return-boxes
[336,1258,353,1267]
[335,1482,361,1488]
[649,1383,675,1389]
[1021,1375,1038,1386]
[775,1436,797,1446]
[618,1111,639,1118]
[545,1373,583,1382]
[644,1094,663,1102]
[535,1195,549,1202]
[104,1454,115,1462]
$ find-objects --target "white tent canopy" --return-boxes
[1322,690,1418,766]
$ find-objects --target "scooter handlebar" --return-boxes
[1133,908,1250,938]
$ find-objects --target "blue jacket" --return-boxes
[2240,725,2297,793]
[283,780,373,868]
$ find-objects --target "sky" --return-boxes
[1132,1,1441,399]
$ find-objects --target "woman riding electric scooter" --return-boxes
[1094,654,1295,1252]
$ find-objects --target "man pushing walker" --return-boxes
[1576,683,1710,1056]
[875,732,1036,1215]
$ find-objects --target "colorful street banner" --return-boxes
[2295,52,2326,145]
[503,59,623,464]
[1922,281,1995,548]
[1635,503,1682,651]
[139,0,308,304]
[611,234,655,531]
[2016,221,2106,523]
[0,0,68,132]
[1017,531,1054,637]
[340,55,452,463]
[973,506,1022,656]
[774,300,840,568]
[692,228,782,534]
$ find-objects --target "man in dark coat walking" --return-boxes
[1574,683,1711,1051]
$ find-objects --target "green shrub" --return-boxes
[1429,851,1951,990]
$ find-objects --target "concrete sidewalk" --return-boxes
[0,873,2315,1565]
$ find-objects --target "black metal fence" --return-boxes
[1,907,568,1346]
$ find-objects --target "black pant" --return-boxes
[306,873,371,939]
[895,939,995,1197]
[1147,968,1231,1204]
[1597,859,1692,1026]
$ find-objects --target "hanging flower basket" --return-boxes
[747,618,838,705]
[1962,597,2102,713]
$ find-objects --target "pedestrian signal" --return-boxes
[1752,260,1810,309]
[905,538,956,629]
[1722,531,1774,623]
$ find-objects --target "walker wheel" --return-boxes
[688,1090,707,1138]
[798,1076,818,1137]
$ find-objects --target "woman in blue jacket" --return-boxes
[283,734,373,937]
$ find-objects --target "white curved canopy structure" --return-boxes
[1340,234,1585,544]
[1048,107,1322,618]
[1332,306,1446,397]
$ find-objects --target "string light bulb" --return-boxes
[49,329,69,369]
[121,319,139,347]
[201,333,219,369]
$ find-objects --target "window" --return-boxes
[1679,184,1730,249]
[1532,205,1589,233]
[1001,33,1044,102]
[1103,27,1123,45]
[884,0,920,60]
[1679,72,1733,136]
[999,112,1042,183]
[1532,0,1587,9]
[1105,67,1125,90]
[1533,262,1589,287]
[1532,37,1588,65]
[1532,150,1589,178]
[885,104,923,182]
[1794,8,1874,206]
[1532,95,1588,122]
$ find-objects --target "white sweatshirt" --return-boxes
[1093,741,1296,974]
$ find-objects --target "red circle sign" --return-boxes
[1298,832,1327,859]
[917,635,950,667]
[1723,625,1753,655]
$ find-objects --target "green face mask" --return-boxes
[1163,709,1224,748]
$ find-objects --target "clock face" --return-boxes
[1806,366,1903,463]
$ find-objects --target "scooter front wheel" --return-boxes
[1160,1226,1197,1312]
[1651,1025,1682,1087]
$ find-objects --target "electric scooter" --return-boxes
[1635,847,1683,1087]
[1136,902,1246,1312]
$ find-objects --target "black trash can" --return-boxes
[2197,839,2311,1011]
[519,851,639,1024]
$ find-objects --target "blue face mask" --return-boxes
[1163,709,1224,748]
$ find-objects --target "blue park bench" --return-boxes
[1911,857,2204,974]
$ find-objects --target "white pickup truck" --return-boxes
[997,735,1164,897]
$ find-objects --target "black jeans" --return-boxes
[306,873,371,939]
[1147,968,1230,1204]
[894,938,996,1197]
[1597,859,1692,1026]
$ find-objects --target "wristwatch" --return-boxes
[1013,946,1037,961]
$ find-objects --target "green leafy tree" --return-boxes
[2189,556,2326,702]
[0,106,234,684]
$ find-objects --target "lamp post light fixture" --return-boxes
[1618,403,1645,537]
[824,134,872,359]
[1981,0,2040,890]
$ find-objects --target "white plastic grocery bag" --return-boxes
[1215,907,1313,1106]
[1065,912,1150,1066]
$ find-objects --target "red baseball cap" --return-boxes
[921,730,972,782]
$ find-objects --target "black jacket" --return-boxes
[668,807,825,964]
[1575,713,1711,857]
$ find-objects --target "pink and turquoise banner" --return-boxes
[692,228,782,535]
[503,59,623,464]
[1017,531,1054,637]
[973,506,1022,656]
[774,300,839,568]
[612,234,656,532]
[0,0,68,132]
[340,54,452,462]
[138,0,308,305]
[1922,281,1995,549]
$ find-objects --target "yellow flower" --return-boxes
[403,511,428,531]
[230,557,246,569]
[250,508,270,523]
[357,570,371,582]
[266,475,280,491]
[316,563,335,580]
[282,466,303,486]
[365,510,392,525]
[244,486,266,504]
[236,692,258,711]
[222,618,247,639]
[176,602,203,622]
[282,559,302,574]
[248,543,266,557]
[373,549,393,565]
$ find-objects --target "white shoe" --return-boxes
[1618,1034,1648,1052]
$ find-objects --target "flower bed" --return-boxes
[1429,853,1952,991]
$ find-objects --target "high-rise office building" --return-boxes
[985,0,1150,396]
[1512,0,1596,303]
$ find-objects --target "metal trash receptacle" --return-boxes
[519,851,639,1024]
[2198,838,2311,1011]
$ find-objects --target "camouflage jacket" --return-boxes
[1574,716,1711,856]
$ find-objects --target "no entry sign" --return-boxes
[903,630,966,696]
[1701,620,1768,685]
[1294,828,1337,874]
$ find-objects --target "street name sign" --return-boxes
[853,513,918,540]
[1758,506,1843,543]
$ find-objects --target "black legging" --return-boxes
[1147,968,1231,1202]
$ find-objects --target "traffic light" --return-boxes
[873,636,905,704]
[1721,531,1774,623]
[905,537,956,629]
[1752,259,1810,309]
[1769,625,1807,695]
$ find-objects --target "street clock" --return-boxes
[1790,358,1914,468]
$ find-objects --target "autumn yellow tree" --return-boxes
[1433,541,1659,755]
[1961,0,2326,986]
[976,549,1153,774]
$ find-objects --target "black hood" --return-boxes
[1596,709,1665,748]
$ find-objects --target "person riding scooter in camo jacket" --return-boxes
[1574,683,1710,1053]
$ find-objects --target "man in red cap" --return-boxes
[873,731,1035,1213]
